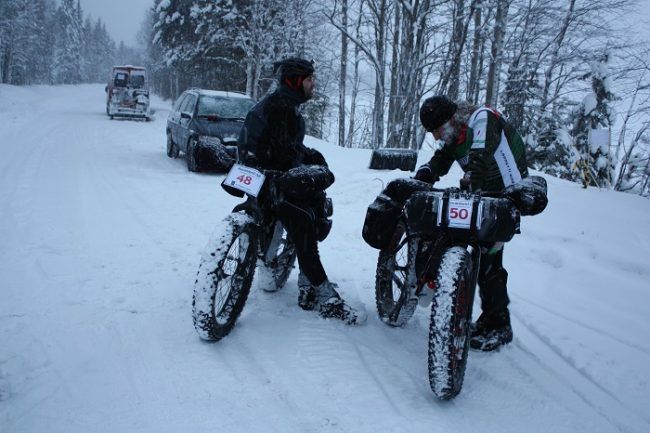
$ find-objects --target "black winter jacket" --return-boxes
[238,84,325,171]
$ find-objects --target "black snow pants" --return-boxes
[276,200,328,287]
[477,244,510,324]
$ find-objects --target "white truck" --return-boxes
[105,65,150,120]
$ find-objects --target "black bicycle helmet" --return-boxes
[420,95,458,131]
[273,57,315,82]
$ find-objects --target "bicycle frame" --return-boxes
[231,183,285,265]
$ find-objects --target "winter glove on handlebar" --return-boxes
[302,148,327,166]
[413,165,438,184]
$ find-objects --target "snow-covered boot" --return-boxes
[316,281,366,325]
[297,273,318,311]
[469,311,513,351]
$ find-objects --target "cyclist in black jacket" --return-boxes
[238,57,364,325]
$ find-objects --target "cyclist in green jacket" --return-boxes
[416,95,530,351]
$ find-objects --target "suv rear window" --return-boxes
[114,72,128,87]
[130,74,145,88]
[197,96,254,119]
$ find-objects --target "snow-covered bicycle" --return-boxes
[364,176,546,399]
[192,164,333,342]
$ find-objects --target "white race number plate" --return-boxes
[222,164,266,197]
[447,197,474,229]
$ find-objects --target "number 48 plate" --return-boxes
[222,164,266,197]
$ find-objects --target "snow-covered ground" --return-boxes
[1,84,648,433]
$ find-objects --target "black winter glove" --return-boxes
[414,165,437,184]
[302,148,327,166]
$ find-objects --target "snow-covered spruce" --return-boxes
[192,212,258,341]
[427,246,474,400]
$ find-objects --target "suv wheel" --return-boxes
[166,133,179,158]
[186,137,199,172]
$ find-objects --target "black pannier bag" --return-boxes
[404,191,520,243]
[504,175,548,216]
[362,178,431,250]
[362,193,403,250]
[276,165,335,200]
[477,197,521,243]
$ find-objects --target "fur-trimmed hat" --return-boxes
[419,95,458,131]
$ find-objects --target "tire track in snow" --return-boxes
[514,294,650,356]
[511,343,634,433]
[296,314,439,420]
[297,318,408,415]
[511,313,649,432]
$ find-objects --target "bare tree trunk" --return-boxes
[338,0,348,147]
[485,0,510,106]
[395,0,433,150]
[2,49,11,83]
[347,44,361,147]
[252,59,261,100]
[467,0,482,101]
[448,0,478,100]
[448,0,465,100]
[328,0,387,148]
[346,10,363,148]
[641,157,650,195]
[386,5,401,148]
[246,59,254,97]
[474,36,486,104]
[615,121,649,190]
[539,0,576,114]
[371,0,388,149]
[613,84,638,189]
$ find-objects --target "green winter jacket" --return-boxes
[420,106,529,191]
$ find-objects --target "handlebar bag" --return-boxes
[405,192,520,243]
[276,165,335,200]
[504,175,548,216]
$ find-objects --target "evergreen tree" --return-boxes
[530,105,576,180]
[28,0,56,84]
[571,52,616,188]
[80,16,93,81]
[53,0,83,84]
[0,0,30,84]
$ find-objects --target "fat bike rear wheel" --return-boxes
[427,246,474,399]
[192,212,258,341]
[375,223,418,327]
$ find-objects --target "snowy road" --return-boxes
[1,84,649,433]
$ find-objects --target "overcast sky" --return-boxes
[78,0,151,47]
[76,0,649,48]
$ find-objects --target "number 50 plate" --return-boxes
[437,197,483,229]
[222,164,266,197]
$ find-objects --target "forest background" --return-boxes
[1,0,648,194]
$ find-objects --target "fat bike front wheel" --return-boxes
[192,212,258,341]
[427,246,474,399]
